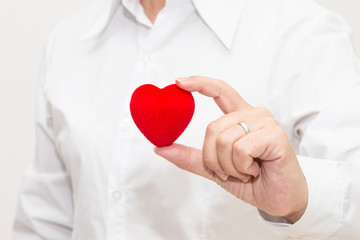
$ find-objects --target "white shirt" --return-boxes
[13,0,360,239]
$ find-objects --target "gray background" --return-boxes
[0,0,359,239]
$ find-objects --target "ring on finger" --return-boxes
[238,121,251,135]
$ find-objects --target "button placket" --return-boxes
[112,191,122,201]
[143,55,152,66]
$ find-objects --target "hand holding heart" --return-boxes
[154,76,308,223]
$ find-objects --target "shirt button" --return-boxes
[112,191,122,200]
[118,118,131,131]
[144,55,152,66]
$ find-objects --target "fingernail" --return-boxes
[176,77,191,83]
[216,171,229,181]
[242,176,251,183]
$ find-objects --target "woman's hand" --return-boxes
[154,76,308,223]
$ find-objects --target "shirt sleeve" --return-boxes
[13,34,74,239]
[258,9,360,240]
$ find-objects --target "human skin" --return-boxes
[140,0,308,224]
[140,0,165,23]
[154,76,308,223]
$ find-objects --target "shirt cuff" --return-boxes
[257,156,344,239]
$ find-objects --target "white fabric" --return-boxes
[13,0,360,239]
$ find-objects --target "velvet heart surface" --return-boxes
[130,84,195,147]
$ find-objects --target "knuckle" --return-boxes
[255,106,273,117]
[233,144,252,172]
[233,142,247,157]
[216,134,230,148]
[203,156,219,172]
[209,163,222,173]
[273,125,286,137]
[266,117,278,126]
[216,79,231,92]
[219,164,233,175]
[206,121,219,135]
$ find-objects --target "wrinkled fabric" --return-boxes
[13,0,360,239]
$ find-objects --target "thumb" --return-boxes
[154,143,215,181]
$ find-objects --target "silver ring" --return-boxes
[238,121,251,134]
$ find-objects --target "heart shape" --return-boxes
[130,84,195,147]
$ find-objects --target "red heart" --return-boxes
[130,84,195,147]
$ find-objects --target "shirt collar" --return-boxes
[192,0,246,49]
[81,0,246,49]
[80,0,121,41]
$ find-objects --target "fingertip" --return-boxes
[175,77,191,84]
[215,171,229,181]
[153,145,171,156]
[154,144,180,158]
[153,146,158,154]
[248,161,261,178]
[175,77,193,89]
[175,78,182,85]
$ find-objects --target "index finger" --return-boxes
[176,76,251,113]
